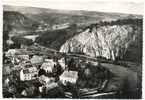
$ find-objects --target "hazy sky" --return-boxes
[3,0,144,15]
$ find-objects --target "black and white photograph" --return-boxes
[2,0,143,99]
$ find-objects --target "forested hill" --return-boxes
[3,11,39,33]
[4,5,142,26]
[3,11,39,50]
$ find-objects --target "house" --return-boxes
[39,75,55,85]
[45,82,58,91]
[20,66,38,81]
[3,65,12,75]
[5,49,17,57]
[10,57,21,65]
[40,61,56,74]
[59,70,78,86]
[4,78,10,86]
[6,49,29,57]
[44,59,54,62]
[30,55,44,65]
[58,57,66,70]
[21,90,27,96]
[6,39,14,46]
[52,23,70,30]
[17,55,29,61]
[39,82,58,94]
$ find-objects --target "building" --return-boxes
[39,75,55,85]
[30,55,44,65]
[3,65,11,75]
[40,61,56,74]
[23,35,39,42]
[5,49,17,57]
[59,70,78,86]
[52,23,70,30]
[39,82,58,94]
[20,66,38,81]
[11,57,20,65]
[45,82,58,91]
[17,55,29,61]
[58,57,66,70]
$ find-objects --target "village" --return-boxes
[3,43,115,98]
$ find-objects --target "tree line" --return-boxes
[86,18,143,30]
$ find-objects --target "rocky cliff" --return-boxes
[60,19,142,61]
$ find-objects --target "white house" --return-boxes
[59,70,78,86]
[44,59,54,62]
[5,49,17,57]
[39,75,55,85]
[30,55,44,65]
[39,86,43,93]
[20,66,38,81]
[40,62,56,74]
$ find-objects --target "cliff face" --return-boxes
[60,23,142,61]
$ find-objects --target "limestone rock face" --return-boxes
[60,25,138,61]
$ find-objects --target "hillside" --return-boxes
[3,11,39,50]
[35,24,78,50]
[4,5,142,27]
[60,19,143,62]
[3,5,143,61]
[3,11,39,33]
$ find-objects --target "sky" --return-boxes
[2,0,144,15]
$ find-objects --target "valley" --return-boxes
[3,5,143,99]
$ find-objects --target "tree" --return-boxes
[38,69,46,76]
